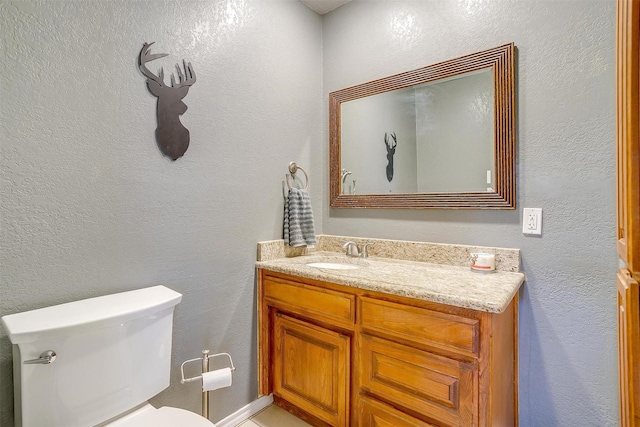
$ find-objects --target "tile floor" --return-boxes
[236,404,311,427]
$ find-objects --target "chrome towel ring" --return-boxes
[286,161,309,190]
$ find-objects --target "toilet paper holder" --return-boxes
[180,350,236,420]
[180,350,236,384]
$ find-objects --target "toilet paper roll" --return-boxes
[202,367,232,392]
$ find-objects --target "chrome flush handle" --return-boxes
[24,350,56,365]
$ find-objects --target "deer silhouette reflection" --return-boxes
[139,42,196,160]
[384,132,397,182]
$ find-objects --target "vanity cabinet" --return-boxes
[259,272,355,426]
[258,270,518,427]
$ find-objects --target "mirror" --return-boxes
[329,43,515,209]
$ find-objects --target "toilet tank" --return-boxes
[1,285,182,427]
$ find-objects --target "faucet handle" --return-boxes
[359,242,373,258]
[342,241,359,257]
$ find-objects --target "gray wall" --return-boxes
[322,1,618,426]
[0,1,322,425]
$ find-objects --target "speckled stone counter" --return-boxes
[256,236,525,313]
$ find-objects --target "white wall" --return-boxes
[322,1,618,425]
[0,1,322,425]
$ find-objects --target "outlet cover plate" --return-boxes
[523,208,542,235]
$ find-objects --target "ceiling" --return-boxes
[299,0,352,15]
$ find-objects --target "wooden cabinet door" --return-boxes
[618,269,640,426]
[273,313,350,426]
[617,1,639,424]
[616,0,640,274]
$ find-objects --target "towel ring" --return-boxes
[286,161,309,190]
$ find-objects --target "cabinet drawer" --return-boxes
[357,395,437,427]
[264,276,355,328]
[359,334,477,427]
[359,297,479,357]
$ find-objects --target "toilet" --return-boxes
[1,285,215,427]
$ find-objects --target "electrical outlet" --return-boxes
[527,211,537,229]
[523,208,542,235]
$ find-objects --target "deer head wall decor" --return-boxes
[138,42,196,161]
[384,132,397,182]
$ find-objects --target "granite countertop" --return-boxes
[256,251,525,314]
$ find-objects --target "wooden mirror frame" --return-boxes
[329,43,515,209]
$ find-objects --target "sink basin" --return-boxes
[306,262,361,270]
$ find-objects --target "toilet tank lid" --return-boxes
[1,285,182,344]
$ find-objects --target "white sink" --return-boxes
[306,262,361,270]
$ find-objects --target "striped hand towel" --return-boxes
[284,188,317,247]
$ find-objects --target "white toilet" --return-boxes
[1,285,216,427]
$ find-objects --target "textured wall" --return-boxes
[322,1,618,426]
[0,0,322,425]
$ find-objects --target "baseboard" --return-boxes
[214,394,274,427]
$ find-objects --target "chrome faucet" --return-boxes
[342,241,359,257]
[341,169,352,184]
[359,242,371,258]
[342,241,372,258]
[341,169,352,194]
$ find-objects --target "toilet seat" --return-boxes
[106,403,216,427]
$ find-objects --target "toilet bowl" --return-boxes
[1,285,216,427]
